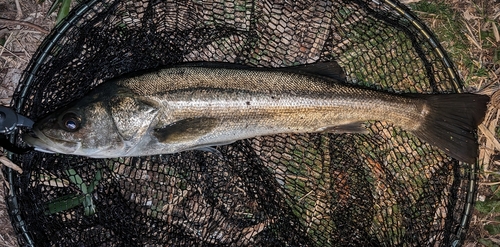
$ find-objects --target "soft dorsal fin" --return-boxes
[285,61,346,82]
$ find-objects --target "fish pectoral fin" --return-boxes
[193,140,240,158]
[319,122,368,134]
[196,146,219,153]
[154,117,219,143]
[195,146,224,159]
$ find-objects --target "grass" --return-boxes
[44,166,102,216]
[413,0,499,85]
[411,1,472,72]
[474,181,500,246]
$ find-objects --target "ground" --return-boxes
[0,0,498,246]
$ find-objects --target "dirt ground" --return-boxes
[0,0,499,246]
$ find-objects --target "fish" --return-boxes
[23,62,489,164]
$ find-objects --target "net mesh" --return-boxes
[5,0,475,246]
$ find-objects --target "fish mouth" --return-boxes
[22,129,80,154]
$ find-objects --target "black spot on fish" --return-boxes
[246,101,251,105]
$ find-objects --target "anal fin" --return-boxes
[319,122,368,134]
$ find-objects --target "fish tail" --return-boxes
[409,93,489,164]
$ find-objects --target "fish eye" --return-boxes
[60,112,81,132]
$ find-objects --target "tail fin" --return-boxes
[409,93,489,164]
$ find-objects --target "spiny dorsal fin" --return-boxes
[179,61,346,82]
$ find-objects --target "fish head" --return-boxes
[23,98,124,157]
[23,85,159,158]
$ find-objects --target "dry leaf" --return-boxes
[492,21,500,43]
[463,9,477,21]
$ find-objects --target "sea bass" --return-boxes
[23,62,489,163]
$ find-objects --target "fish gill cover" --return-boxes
[4,0,477,246]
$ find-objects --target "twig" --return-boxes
[0,44,27,62]
[399,0,422,3]
[14,0,22,20]
[480,181,500,186]
[0,51,25,57]
[0,156,23,174]
[0,18,49,34]
[463,20,481,50]
[479,124,500,152]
